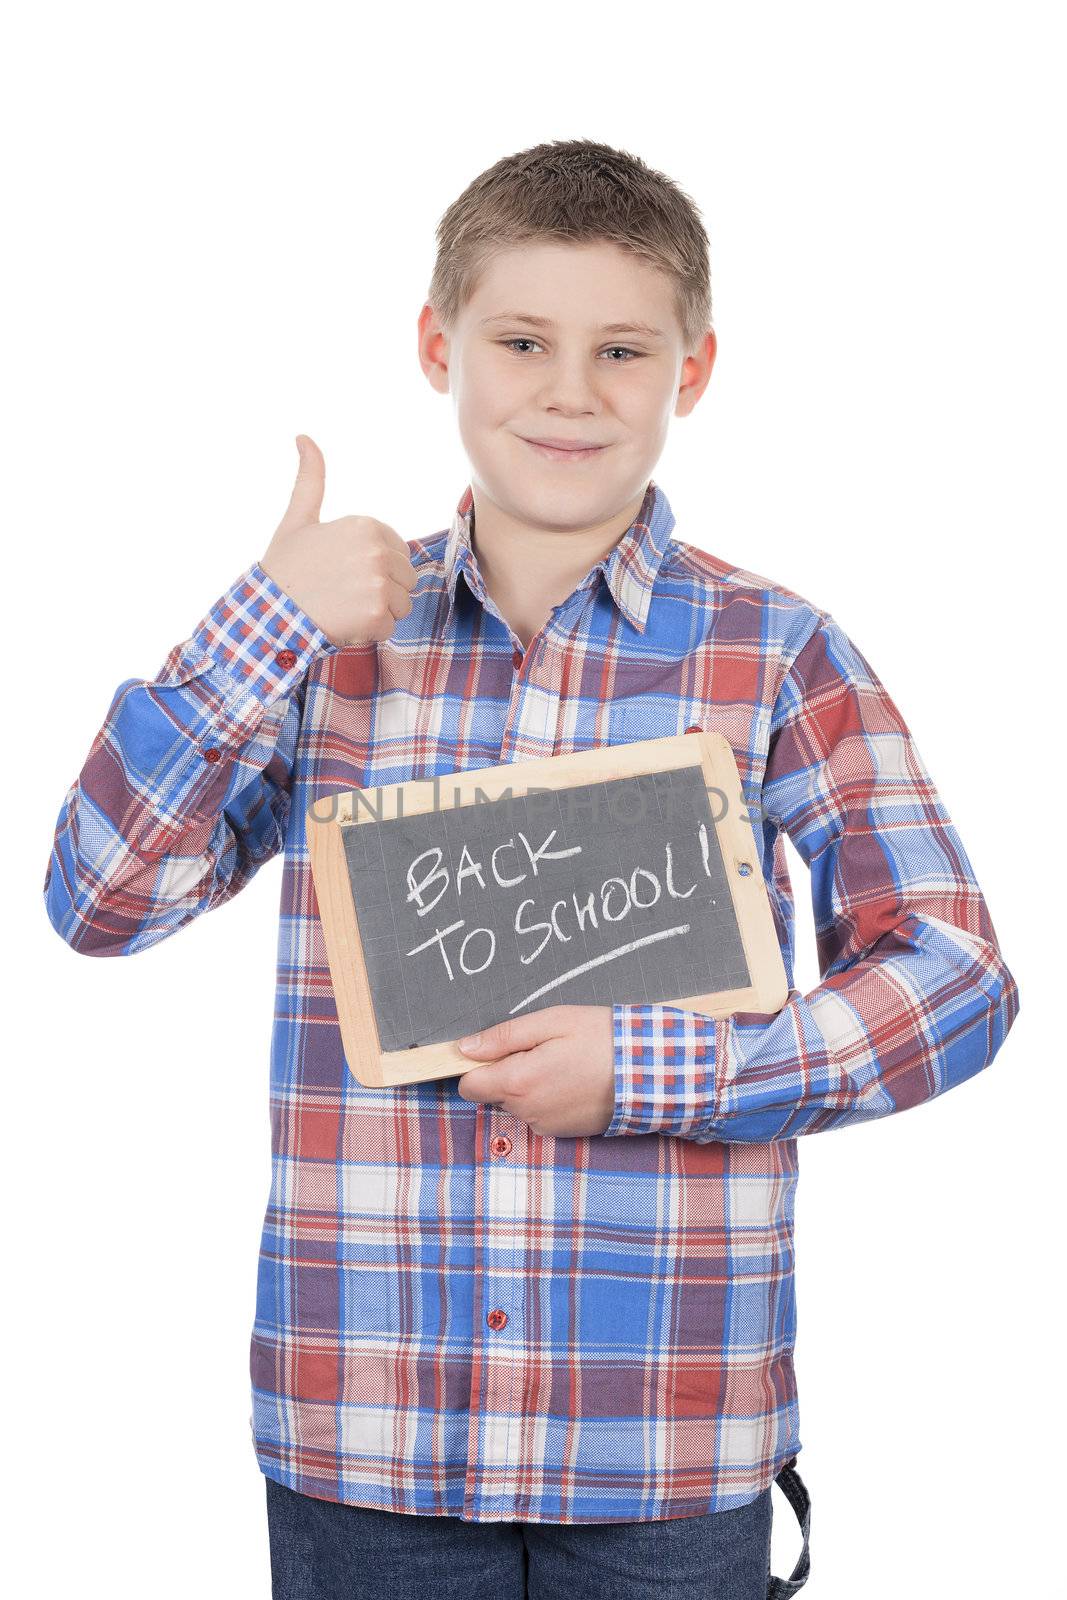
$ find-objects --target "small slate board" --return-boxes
[307,731,788,1088]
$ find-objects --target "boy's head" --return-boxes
[419,139,716,537]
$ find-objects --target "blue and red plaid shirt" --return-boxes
[43,478,1019,1522]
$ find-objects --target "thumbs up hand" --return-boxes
[259,435,418,647]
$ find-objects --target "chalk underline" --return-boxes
[507,924,692,1015]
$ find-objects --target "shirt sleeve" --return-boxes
[42,560,339,956]
[605,614,1021,1141]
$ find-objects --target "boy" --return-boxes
[43,139,1019,1599]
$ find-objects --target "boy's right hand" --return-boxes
[259,435,418,646]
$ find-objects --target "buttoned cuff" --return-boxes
[605,1003,718,1137]
[188,560,339,705]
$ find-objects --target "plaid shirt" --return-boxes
[43,477,1019,1522]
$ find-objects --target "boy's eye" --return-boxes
[499,338,641,362]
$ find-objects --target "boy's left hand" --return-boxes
[455,1004,616,1138]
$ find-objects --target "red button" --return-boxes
[276,649,297,670]
[685,724,702,733]
[490,1135,512,1157]
[203,747,222,763]
[486,1309,508,1330]
[512,647,523,669]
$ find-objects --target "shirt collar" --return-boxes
[441,478,675,636]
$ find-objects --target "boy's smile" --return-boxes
[419,240,715,646]
[519,437,610,463]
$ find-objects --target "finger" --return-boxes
[457,1065,495,1101]
[275,434,326,536]
[384,576,415,623]
[457,1009,561,1059]
[384,545,419,592]
[384,524,417,562]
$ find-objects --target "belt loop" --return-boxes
[767,1460,811,1597]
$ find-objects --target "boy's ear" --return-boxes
[676,328,717,416]
[418,302,452,395]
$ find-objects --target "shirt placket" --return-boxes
[462,578,577,1518]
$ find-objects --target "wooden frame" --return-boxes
[306,730,788,1088]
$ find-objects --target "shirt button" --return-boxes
[486,1309,508,1330]
[490,1135,512,1157]
[685,723,702,733]
[512,646,523,670]
[203,747,222,763]
[276,649,297,670]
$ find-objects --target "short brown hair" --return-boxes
[428,138,712,352]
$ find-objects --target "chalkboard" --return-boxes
[307,732,788,1088]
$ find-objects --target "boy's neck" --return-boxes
[470,485,648,651]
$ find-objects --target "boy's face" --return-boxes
[419,240,715,530]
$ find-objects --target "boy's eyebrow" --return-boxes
[479,311,668,341]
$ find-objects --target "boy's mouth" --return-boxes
[520,436,609,463]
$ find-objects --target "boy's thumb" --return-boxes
[278,433,326,533]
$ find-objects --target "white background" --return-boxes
[8,3,1062,1596]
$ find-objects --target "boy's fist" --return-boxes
[259,435,418,646]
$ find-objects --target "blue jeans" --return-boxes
[264,1463,810,1599]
